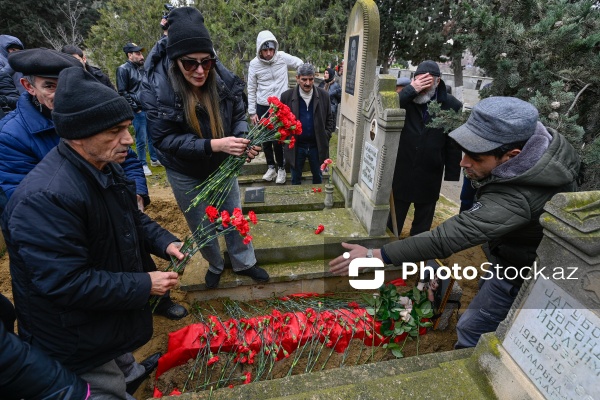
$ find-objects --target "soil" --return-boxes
[0,181,487,399]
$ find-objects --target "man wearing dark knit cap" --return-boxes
[389,60,463,237]
[1,67,186,398]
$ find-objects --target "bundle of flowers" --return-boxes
[363,284,434,358]
[150,205,258,310]
[187,97,302,211]
[152,288,431,396]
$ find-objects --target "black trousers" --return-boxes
[388,198,437,237]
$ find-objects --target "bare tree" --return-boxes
[38,0,84,50]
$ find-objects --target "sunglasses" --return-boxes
[179,57,216,72]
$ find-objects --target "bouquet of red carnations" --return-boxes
[187,97,302,211]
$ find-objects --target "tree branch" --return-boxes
[567,83,591,116]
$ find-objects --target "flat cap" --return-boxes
[8,48,82,78]
[449,97,539,153]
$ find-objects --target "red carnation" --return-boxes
[243,235,253,245]
[248,211,258,225]
[207,355,219,366]
[243,372,252,384]
[221,210,231,227]
[315,224,325,234]
[206,205,219,222]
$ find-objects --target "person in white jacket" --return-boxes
[248,30,303,184]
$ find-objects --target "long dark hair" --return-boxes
[168,61,224,139]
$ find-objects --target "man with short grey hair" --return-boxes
[281,63,334,185]
[330,96,580,349]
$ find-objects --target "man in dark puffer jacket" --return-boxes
[330,97,580,349]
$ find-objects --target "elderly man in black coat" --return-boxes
[1,67,185,398]
[390,60,462,236]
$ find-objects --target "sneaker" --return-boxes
[235,265,270,282]
[262,166,277,181]
[275,168,286,184]
[150,159,163,167]
[143,165,152,176]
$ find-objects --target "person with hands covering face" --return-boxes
[141,7,267,290]
[389,60,462,238]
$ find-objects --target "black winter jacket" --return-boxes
[140,38,248,180]
[116,60,145,112]
[393,80,462,203]
[1,141,178,375]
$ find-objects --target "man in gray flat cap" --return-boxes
[396,76,411,93]
[330,96,580,348]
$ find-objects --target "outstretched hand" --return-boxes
[329,242,381,275]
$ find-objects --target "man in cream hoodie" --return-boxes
[248,30,303,184]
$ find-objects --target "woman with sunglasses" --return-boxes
[141,7,269,289]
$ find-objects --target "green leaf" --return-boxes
[391,348,404,358]
[365,308,375,316]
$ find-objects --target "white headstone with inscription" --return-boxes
[333,0,380,207]
[351,75,404,236]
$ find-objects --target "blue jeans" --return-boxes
[291,144,322,185]
[165,169,256,274]
[455,271,519,348]
[133,111,157,165]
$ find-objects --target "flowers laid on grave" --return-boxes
[153,288,432,396]
[188,97,302,211]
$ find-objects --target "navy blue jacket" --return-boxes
[0,92,149,213]
[1,141,178,374]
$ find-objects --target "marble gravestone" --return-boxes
[477,191,600,400]
[351,74,403,236]
[334,0,380,207]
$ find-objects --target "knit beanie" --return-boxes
[415,60,440,77]
[167,7,214,60]
[52,67,134,140]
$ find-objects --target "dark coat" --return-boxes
[116,60,145,112]
[140,38,248,180]
[392,79,462,203]
[0,294,88,399]
[281,86,335,169]
[0,70,19,112]
[87,63,115,91]
[1,141,178,375]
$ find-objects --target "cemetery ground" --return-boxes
[0,175,487,399]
